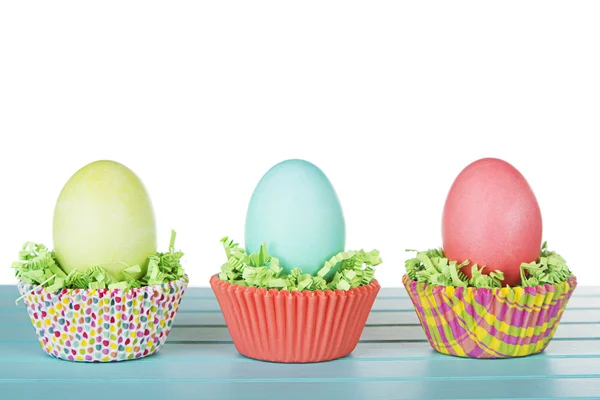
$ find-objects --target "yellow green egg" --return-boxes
[52,160,157,281]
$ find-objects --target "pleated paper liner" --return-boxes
[17,275,189,362]
[210,274,380,363]
[402,274,577,359]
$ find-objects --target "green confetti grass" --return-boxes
[218,237,382,291]
[405,241,574,288]
[12,230,186,297]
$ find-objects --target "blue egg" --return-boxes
[244,159,345,275]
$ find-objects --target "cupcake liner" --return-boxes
[402,274,577,358]
[17,275,188,362]
[210,275,380,363]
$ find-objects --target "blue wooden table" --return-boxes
[1,285,599,399]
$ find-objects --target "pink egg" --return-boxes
[441,158,542,286]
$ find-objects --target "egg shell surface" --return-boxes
[52,160,157,281]
[441,158,542,286]
[244,159,345,276]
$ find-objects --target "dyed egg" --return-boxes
[441,158,542,286]
[52,160,157,281]
[244,159,345,275]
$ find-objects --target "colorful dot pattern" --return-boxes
[17,276,188,362]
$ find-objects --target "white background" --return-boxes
[1,1,599,288]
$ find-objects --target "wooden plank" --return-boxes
[1,356,600,381]
[1,308,597,327]
[2,294,595,313]
[0,283,599,400]
[1,322,599,343]
[168,296,600,312]
[171,308,599,325]
[2,340,600,362]
[169,308,600,326]
[0,379,598,400]
[161,323,600,343]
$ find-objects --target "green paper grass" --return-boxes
[12,230,185,300]
[404,241,574,288]
[218,237,382,291]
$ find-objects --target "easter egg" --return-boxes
[441,158,542,286]
[244,159,345,275]
[52,160,157,281]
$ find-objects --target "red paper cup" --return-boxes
[210,275,380,363]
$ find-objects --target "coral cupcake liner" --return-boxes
[210,275,380,363]
[402,274,577,359]
[17,275,189,362]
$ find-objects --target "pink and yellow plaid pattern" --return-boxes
[402,275,577,358]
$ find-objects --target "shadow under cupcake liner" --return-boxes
[402,274,577,358]
[210,274,380,363]
[17,275,189,362]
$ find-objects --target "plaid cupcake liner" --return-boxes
[402,274,577,358]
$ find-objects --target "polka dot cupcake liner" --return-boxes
[17,275,188,362]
